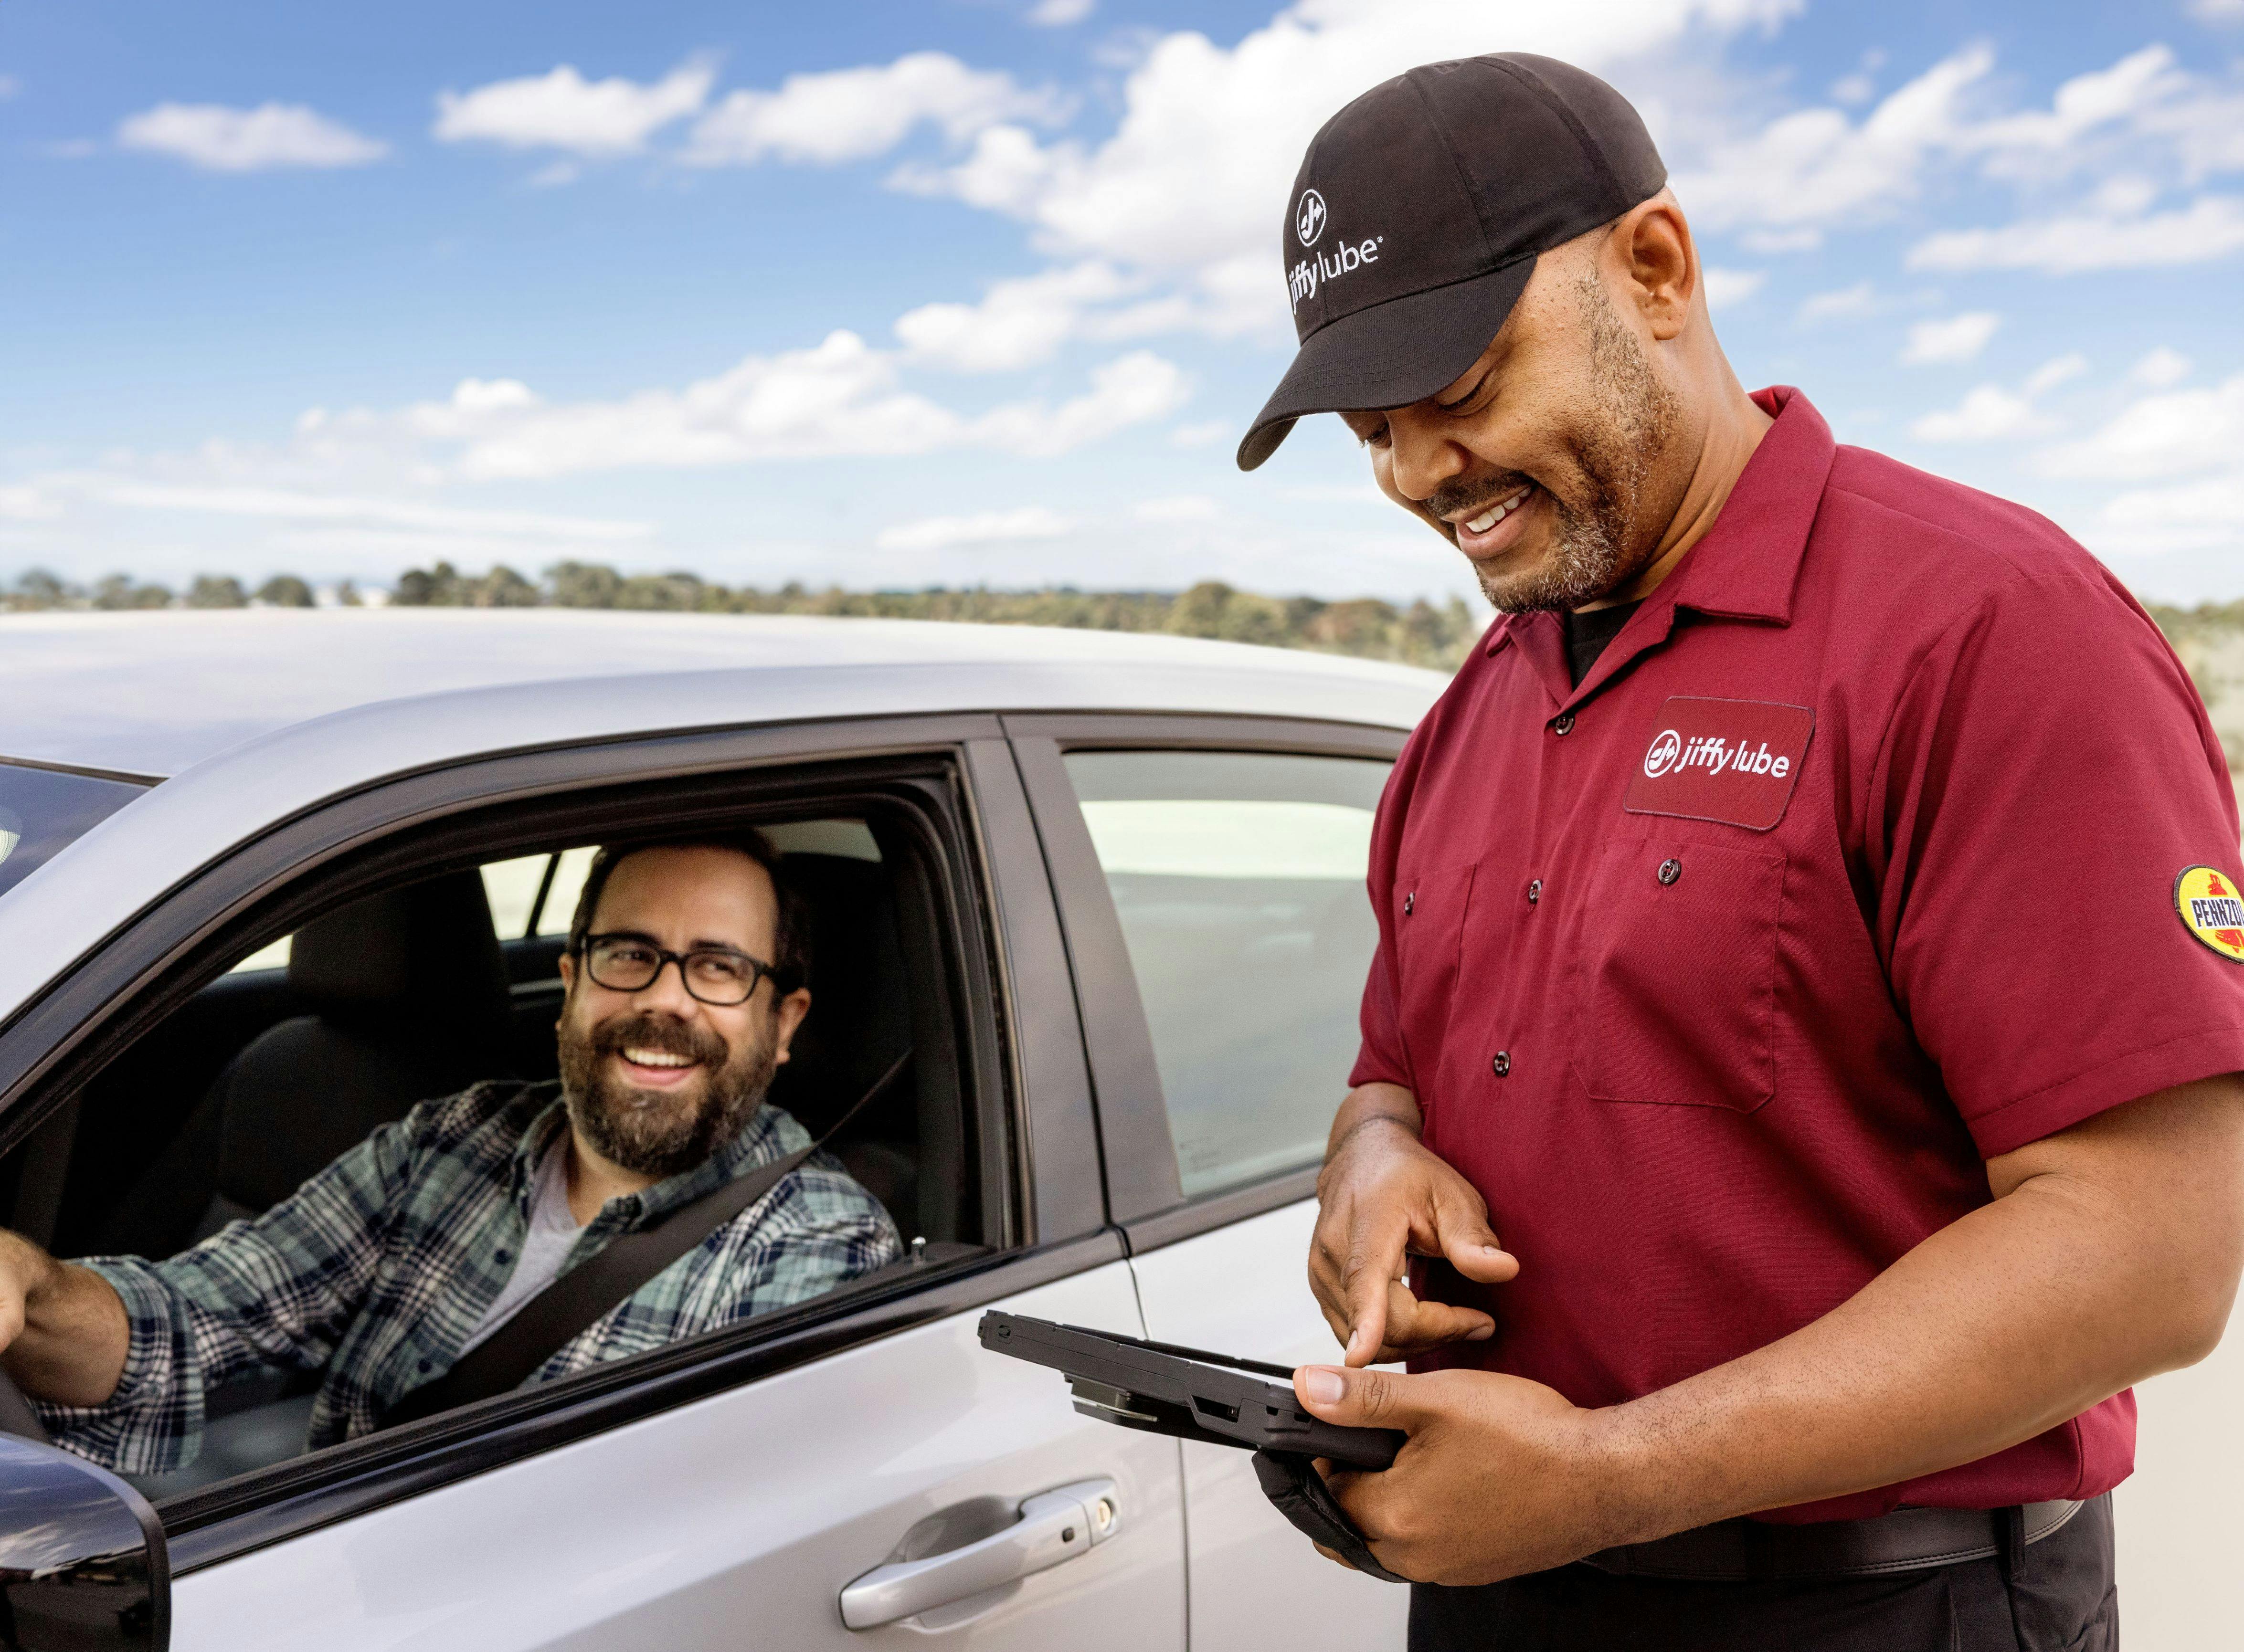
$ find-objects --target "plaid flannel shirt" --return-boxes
[40,1079,901,1473]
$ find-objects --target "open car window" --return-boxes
[2,757,1015,1518]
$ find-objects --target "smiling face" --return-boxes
[554,845,810,1181]
[1339,216,1694,614]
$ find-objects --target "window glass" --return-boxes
[1063,750,1390,1197]
[532,845,599,936]
[479,852,551,940]
[0,762,151,901]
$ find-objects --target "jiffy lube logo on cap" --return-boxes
[1286,188,1384,313]
[2175,865,2244,961]
[1624,697,1816,832]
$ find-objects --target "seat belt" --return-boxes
[384,1051,910,1430]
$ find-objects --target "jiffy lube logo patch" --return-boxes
[2175,865,2244,962]
[1624,697,1817,832]
[1287,188,1383,312]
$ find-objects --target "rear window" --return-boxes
[0,761,152,900]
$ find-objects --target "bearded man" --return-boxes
[0,833,899,1470]
[1241,53,2244,1652]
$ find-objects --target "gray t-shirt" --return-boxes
[457,1138,583,1357]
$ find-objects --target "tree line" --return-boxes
[0,561,1487,670]
[7,560,2239,687]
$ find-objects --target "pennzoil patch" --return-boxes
[2175,865,2244,962]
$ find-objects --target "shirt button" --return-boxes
[1552,712,1576,736]
[1492,1051,1511,1077]
[1403,891,1415,915]
[495,1250,512,1264]
[1526,879,1541,905]
[1658,858,1682,886]
[417,1358,433,1373]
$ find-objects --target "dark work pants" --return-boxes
[1408,1496,2117,1652]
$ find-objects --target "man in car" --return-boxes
[0,831,900,1472]
[1241,52,2244,1652]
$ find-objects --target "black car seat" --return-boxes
[765,853,921,1235]
[98,871,516,1257]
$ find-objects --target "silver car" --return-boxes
[0,609,1440,1650]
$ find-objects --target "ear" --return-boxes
[772,986,813,1066]
[1614,199,1696,342]
[554,951,575,1031]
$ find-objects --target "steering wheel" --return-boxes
[0,1364,52,1443]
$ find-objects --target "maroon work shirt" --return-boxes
[1351,387,2244,1519]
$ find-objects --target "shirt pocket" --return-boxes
[1571,836,1786,1113]
[1393,863,1477,1087]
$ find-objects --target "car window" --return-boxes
[1062,750,1390,1197]
[0,761,152,901]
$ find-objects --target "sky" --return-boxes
[3,0,2243,607]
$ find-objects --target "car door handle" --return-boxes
[838,1478,1121,1631]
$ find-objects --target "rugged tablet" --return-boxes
[976,1311,1402,1471]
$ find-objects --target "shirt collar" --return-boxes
[1483,386,1835,659]
[512,1091,794,1231]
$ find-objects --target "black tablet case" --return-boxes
[977,1311,1407,1583]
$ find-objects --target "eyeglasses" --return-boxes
[578,934,780,1007]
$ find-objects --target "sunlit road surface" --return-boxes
[2119,1297,2243,1641]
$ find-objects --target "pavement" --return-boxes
[2116,1313,2242,1645]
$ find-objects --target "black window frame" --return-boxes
[999,712,1408,1256]
[0,714,1112,1573]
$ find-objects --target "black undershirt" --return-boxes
[1564,599,1643,688]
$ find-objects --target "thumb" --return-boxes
[1432,1192,1518,1285]
[1293,1362,1426,1434]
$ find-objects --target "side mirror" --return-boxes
[0,1434,168,1649]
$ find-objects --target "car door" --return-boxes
[0,719,1186,1651]
[1006,715,1410,1647]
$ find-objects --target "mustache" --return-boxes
[591,1012,730,1068]
[1424,470,1540,526]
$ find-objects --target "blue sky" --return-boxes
[4,0,2242,605]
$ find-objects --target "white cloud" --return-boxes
[1907,193,2244,272]
[365,333,1188,480]
[1027,0,1096,23]
[2036,371,2244,481]
[1170,420,1235,448]
[1796,281,1880,324]
[1674,44,1996,233]
[1702,267,1766,309]
[2022,352,2088,396]
[1911,353,2085,442]
[1133,495,1221,522]
[1961,45,2184,170]
[2131,346,2192,387]
[875,506,1074,553]
[899,0,1801,336]
[685,52,1061,166]
[0,485,61,521]
[1910,386,2053,442]
[2189,0,2244,22]
[972,351,1191,456]
[433,60,713,157]
[116,102,387,171]
[895,261,1136,371]
[89,481,650,541]
[2092,472,2243,555]
[1901,311,2000,364]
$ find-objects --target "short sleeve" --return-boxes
[1872,573,2244,1157]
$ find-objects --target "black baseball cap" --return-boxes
[1237,53,1667,472]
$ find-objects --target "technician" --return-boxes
[1240,53,2244,1651]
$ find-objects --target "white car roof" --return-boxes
[1,609,1446,780]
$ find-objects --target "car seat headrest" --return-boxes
[287,871,512,1038]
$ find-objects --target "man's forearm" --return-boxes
[0,1234,129,1407]
[1592,1078,2244,1541]
[1324,1082,1421,1160]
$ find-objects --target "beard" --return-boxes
[1436,271,1682,615]
[557,1008,781,1180]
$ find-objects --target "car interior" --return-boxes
[0,783,1002,1503]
